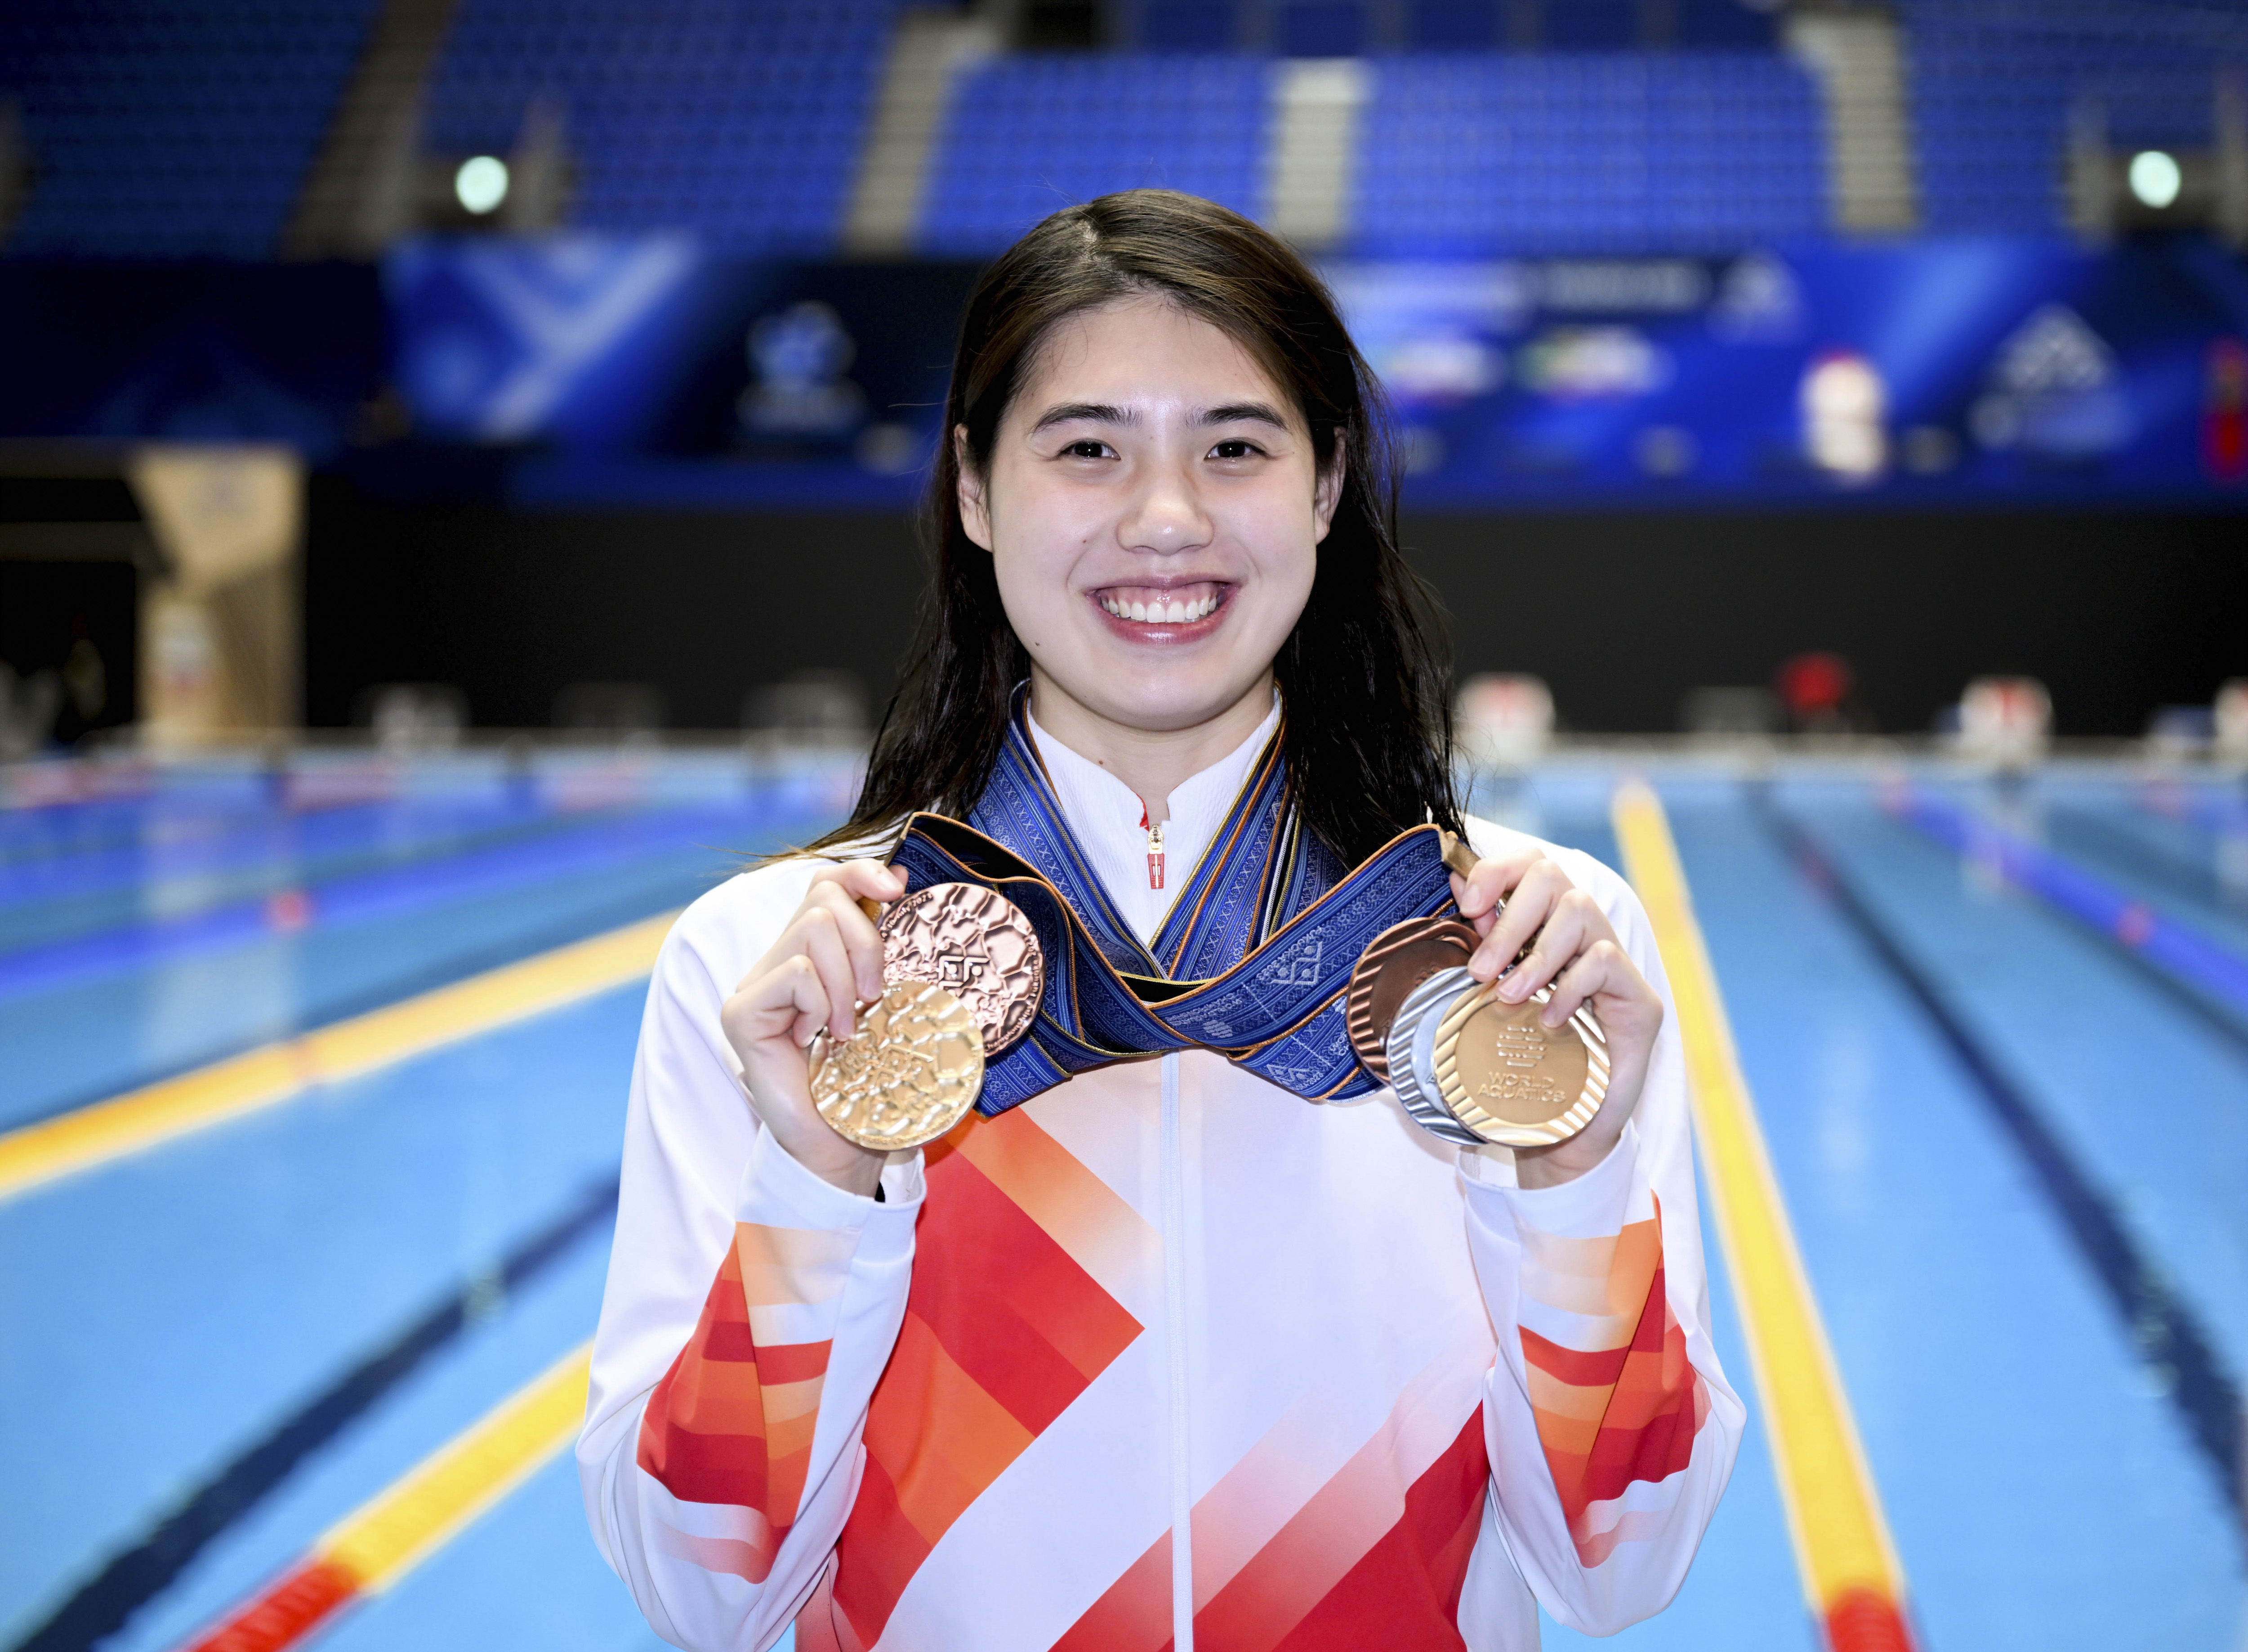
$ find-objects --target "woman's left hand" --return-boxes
[1450,844,1665,1188]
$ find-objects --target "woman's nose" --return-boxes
[1117,458,1212,553]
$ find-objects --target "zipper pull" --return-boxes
[1141,805,1165,891]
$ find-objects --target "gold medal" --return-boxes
[809,980,985,1152]
[1430,980,1608,1148]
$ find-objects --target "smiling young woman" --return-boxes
[580,190,1741,1652]
[829,189,1462,872]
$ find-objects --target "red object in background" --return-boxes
[265,889,314,931]
[2206,338,2248,483]
[2114,903,2156,948]
[1775,651,1853,724]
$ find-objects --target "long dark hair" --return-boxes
[809,188,1460,866]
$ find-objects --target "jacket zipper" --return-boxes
[1142,806,1166,891]
[1160,1050,1193,1649]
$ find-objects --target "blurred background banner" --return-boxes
[1341,240,2248,500]
[384,233,708,448]
[372,234,2248,502]
[382,240,980,498]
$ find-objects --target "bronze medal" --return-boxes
[1430,980,1609,1148]
[877,882,1044,1055]
[1346,916,1481,1084]
[809,980,986,1152]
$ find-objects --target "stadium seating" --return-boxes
[420,0,898,254]
[31,0,2241,259]
[0,0,384,258]
[1125,0,1777,53]
[1900,0,2248,234]
[917,53,1269,255]
[1356,50,1826,254]
[924,3,1816,259]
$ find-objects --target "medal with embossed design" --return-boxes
[809,980,986,1151]
[1428,977,1608,1147]
[1384,964,1485,1146]
[1362,893,1611,1146]
[808,880,1045,1153]
[876,882,1044,1055]
[1346,915,1481,1085]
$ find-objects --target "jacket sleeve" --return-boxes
[578,869,923,1652]
[1456,838,1747,1636]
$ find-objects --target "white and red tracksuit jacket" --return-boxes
[580,714,1744,1651]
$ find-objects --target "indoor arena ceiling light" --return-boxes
[2128,149,2181,210]
[455,155,510,215]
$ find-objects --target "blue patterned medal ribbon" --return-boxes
[888,712,1460,1115]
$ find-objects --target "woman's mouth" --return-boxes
[1092,582,1229,638]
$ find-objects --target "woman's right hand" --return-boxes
[719,859,905,1197]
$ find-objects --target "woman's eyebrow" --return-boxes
[1196,402,1289,429]
[1029,402,1133,432]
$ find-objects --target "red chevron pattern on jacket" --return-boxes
[1516,1200,1708,1566]
[635,1222,856,1582]
[814,1110,1150,1647]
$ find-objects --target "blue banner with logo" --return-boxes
[382,234,2248,507]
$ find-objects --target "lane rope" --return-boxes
[9,1182,618,1652]
[0,913,674,1201]
[1611,780,1917,1652]
[1883,779,2248,1045]
[1765,792,2246,1539]
[176,1344,593,1652]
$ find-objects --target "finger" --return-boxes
[796,907,865,1042]
[1505,887,1618,1000]
[1452,848,1540,920]
[1471,861,1571,980]
[724,953,830,1053]
[1497,900,1588,1002]
[781,956,834,1049]
[821,857,907,907]
[1541,939,1627,1026]
[1448,872,1500,939]
[805,879,888,1003]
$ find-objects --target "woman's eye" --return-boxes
[1064,440,1110,460]
[1209,439,1259,460]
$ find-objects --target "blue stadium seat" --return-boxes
[917,54,1267,256]
[1354,49,1826,254]
[1900,0,2248,235]
[420,0,900,255]
[1,0,386,257]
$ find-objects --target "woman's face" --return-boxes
[959,294,1339,740]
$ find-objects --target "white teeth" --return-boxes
[1102,589,1222,623]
